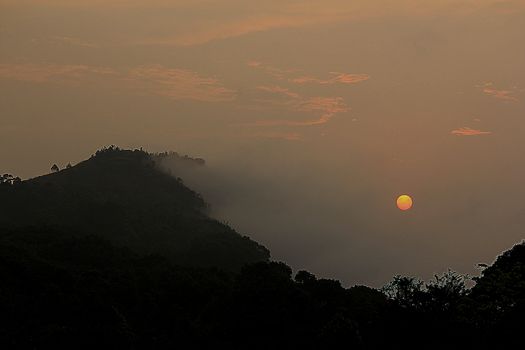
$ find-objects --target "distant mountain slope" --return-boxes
[0,147,269,270]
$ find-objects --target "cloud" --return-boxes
[0,63,115,83]
[0,62,236,103]
[256,85,301,99]
[478,82,519,102]
[249,62,369,86]
[137,14,339,47]
[247,61,263,68]
[254,86,349,126]
[291,72,370,85]
[136,1,525,47]
[127,65,236,102]
[296,97,349,124]
[248,61,298,80]
[3,0,523,48]
[451,127,492,136]
[247,63,357,127]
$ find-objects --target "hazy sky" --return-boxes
[1,0,525,286]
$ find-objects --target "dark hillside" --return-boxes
[0,147,269,270]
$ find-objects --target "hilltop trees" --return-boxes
[0,174,21,186]
[382,270,468,312]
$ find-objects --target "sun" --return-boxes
[396,194,413,211]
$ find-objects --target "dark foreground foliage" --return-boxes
[1,227,525,349]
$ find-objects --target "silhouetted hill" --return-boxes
[0,147,269,270]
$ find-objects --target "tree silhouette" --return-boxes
[0,173,21,186]
[425,270,468,313]
[382,275,425,309]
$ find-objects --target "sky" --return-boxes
[1,0,525,286]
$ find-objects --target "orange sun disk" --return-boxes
[396,195,413,211]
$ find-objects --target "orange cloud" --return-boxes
[291,72,370,85]
[247,62,362,127]
[248,61,298,80]
[249,62,369,86]
[247,61,263,68]
[127,65,236,102]
[254,85,349,126]
[451,127,492,136]
[296,97,349,124]
[0,63,115,83]
[478,82,519,102]
[140,14,338,47]
[4,1,523,48]
[0,63,236,103]
[256,86,301,99]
